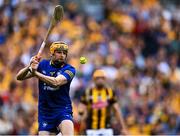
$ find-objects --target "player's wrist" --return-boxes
[28,66,37,74]
[28,66,33,73]
[33,70,39,77]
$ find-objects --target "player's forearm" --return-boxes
[79,110,87,123]
[118,109,127,130]
[78,103,87,121]
[34,71,64,87]
[113,103,127,130]
[16,66,33,80]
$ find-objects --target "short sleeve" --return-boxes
[80,90,88,105]
[61,67,76,82]
[108,88,117,105]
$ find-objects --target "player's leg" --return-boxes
[39,131,57,136]
[58,120,74,135]
[39,131,50,135]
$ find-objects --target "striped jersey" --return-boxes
[80,87,117,129]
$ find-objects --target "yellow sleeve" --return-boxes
[80,89,89,105]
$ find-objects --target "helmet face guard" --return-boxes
[50,41,68,55]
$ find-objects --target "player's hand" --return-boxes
[35,55,42,62]
[30,61,39,71]
[121,128,128,135]
[29,55,41,73]
[29,55,41,66]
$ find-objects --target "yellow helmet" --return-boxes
[93,69,106,79]
[50,41,68,54]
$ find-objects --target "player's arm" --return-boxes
[16,56,39,81]
[78,102,88,134]
[16,66,34,80]
[34,71,67,87]
[78,90,88,120]
[112,103,128,135]
[33,66,75,87]
[78,102,88,121]
[109,89,128,135]
[78,90,89,133]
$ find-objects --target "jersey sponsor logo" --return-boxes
[92,101,108,109]
[44,85,59,91]
[64,70,74,79]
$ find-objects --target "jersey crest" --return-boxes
[50,71,56,76]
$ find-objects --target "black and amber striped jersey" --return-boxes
[80,87,117,129]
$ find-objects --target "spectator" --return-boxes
[0,0,179,134]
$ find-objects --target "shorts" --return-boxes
[86,128,113,136]
[38,111,73,133]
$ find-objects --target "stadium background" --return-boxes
[0,0,179,135]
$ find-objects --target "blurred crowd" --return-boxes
[0,0,179,135]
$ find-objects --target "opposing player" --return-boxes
[16,41,76,135]
[79,69,128,135]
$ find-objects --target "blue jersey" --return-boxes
[37,59,76,121]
